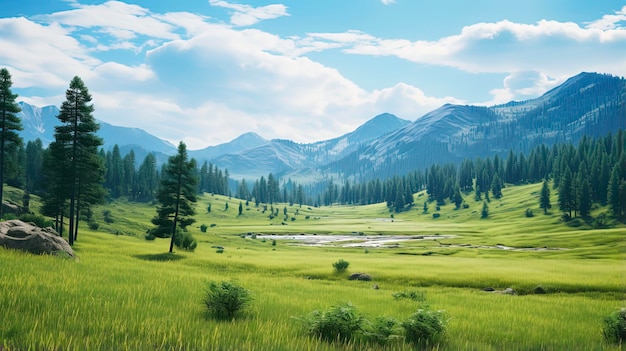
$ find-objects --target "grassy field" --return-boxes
[1,183,624,350]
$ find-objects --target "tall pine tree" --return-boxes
[53,76,104,244]
[151,142,198,253]
[540,178,551,214]
[0,68,23,219]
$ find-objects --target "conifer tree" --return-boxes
[540,178,551,214]
[558,167,573,218]
[150,142,198,253]
[0,68,23,219]
[52,76,104,244]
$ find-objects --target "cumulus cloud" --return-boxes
[208,0,289,26]
[586,5,626,30]
[36,1,179,40]
[4,1,625,148]
[486,71,563,105]
[381,0,396,4]
[315,17,626,78]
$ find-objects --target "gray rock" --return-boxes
[0,220,74,257]
[502,288,517,295]
[2,201,23,215]
[348,273,372,281]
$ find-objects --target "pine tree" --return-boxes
[41,141,71,235]
[540,178,551,214]
[135,153,158,202]
[491,173,503,199]
[25,139,45,194]
[0,68,23,219]
[53,76,104,244]
[452,187,463,209]
[608,165,622,217]
[558,167,573,218]
[576,171,592,217]
[481,201,489,218]
[150,142,198,253]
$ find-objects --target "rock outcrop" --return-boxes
[0,220,74,257]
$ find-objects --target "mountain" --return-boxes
[209,113,411,179]
[16,72,625,184]
[325,72,626,180]
[17,102,177,160]
[189,132,268,161]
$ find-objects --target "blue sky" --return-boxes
[1,0,625,149]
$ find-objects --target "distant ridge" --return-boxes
[16,72,625,182]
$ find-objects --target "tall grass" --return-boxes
[0,184,624,350]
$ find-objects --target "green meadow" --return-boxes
[1,182,625,350]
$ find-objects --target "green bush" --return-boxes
[300,303,364,343]
[603,308,626,345]
[364,316,402,345]
[103,210,114,223]
[200,224,208,233]
[145,232,156,241]
[204,281,252,319]
[525,208,534,217]
[18,213,54,228]
[88,222,100,231]
[401,309,447,346]
[174,231,197,251]
[332,259,350,273]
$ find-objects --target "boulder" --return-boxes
[2,201,23,216]
[348,273,372,281]
[0,220,74,258]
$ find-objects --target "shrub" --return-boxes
[18,213,54,228]
[333,259,350,273]
[300,303,364,342]
[364,316,402,345]
[594,212,609,229]
[145,232,156,241]
[103,210,114,223]
[200,224,208,233]
[401,309,447,346]
[88,222,100,231]
[204,281,252,319]
[174,231,197,251]
[525,208,534,217]
[603,308,626,345]
[432,213,440,219]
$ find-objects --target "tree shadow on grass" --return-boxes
[133,252,186,262]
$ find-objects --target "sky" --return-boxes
[1,0,625,150]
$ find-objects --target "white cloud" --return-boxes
[36,1,180,40]
[586,5,626,30]
[486,71,563,105]
[208,0,289,26]
[5,1,625,149]
[381,0,396,4]
[317,17,626,78]
[0,17,98,87]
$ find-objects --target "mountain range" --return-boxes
[17,72,625,183]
